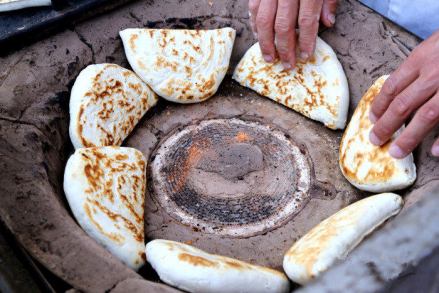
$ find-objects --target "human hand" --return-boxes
[248,0,337,69]
[369,31,439,158]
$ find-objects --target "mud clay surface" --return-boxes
[127,80,361,270]
[148,118,313,238]
[1,0,438,292]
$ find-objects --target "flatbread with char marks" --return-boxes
[120,28,235,103]
[64,147,146,270]
[146,239,290,293]
[283,193,403,284]
[69,63,157,149]
[233,38,349,130]
[339,75,416,192]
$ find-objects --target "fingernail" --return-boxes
[369,111,378,123]
[263,54,273,62]
[432,145,439,156]
[328,13,336,25]
[282,62,292,70]
[300,52,309,61]
[369,131,382,146]
[389,144,406,158]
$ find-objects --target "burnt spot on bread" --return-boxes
[75,65,156,147]
[137,60,146,70]
[178,253,217,267]
[340,76,399,184]
[129,34,138,52]
[284,198,370,279]
[77,148,146,245]
[84,203,125,244]
[91,198,143,242]
[225,260,246,269]
[234,44,342,129]
[127,28,233,102]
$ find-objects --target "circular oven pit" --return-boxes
[125,79,364,270]
[150,118,311,237]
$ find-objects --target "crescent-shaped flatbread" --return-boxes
[146,239,290,293]
[69,63,157,149]
[339,75,416,192]
[64,147,146,270]
[233,38,349,129]
[0,0,50,12]
[119,28,236,103]
[283,193,403,285]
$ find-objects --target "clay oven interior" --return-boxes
[1,0,439,292]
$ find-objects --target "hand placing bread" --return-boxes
[233,37,349,130]
[62,26,415,291]
[339,76,416,192]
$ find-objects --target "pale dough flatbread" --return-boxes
[146,239,290,293]
[0,0,51,12]
[283,193,403,284]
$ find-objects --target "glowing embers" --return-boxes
[150,119,311,237]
